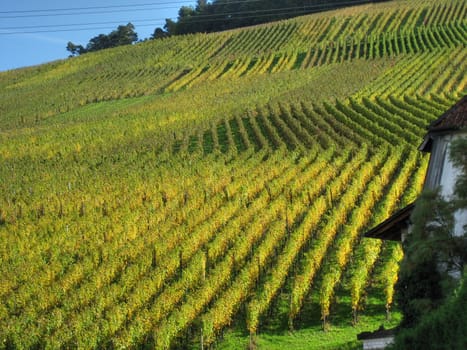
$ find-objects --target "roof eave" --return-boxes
[419,127,466,152]
[364,203,415,241]
[419,135,432,153]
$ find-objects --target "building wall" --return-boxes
[362,336,394,350]
[425,132,467,237]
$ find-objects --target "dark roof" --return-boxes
[428,95,467,132]
[364,203,415,241]
[420,95,467,152]
[357,326,397,340]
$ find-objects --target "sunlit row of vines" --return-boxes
[0,90,452,348]
[0,0,464,128]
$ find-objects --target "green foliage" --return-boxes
[395,243,444,328]
[396,187,466,328]
[165,0,389,35]
[395,136,467,329]
[450,137,467,208]
[391,273,467,350]
[67,23,138,56]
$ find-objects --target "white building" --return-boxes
[359,95,466,349]
[365,95,467,242]
[419,96,467,237]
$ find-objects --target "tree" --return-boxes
[395,137,467,329]
[394,194,446,328]
[390,272,467,350]
[66,42,85,57]
[88,34,111,52]
[164,19,178,35]
[109,23,138,47]
[451,138,467,208]
[151,27,169,40]
[196,0,208,11]
[160,0,375,36]
[66,23,138,56]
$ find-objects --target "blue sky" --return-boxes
[0,0,196,72]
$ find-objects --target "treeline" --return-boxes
[161,0,388,35]
[67,0,388,55]
[66,23,138,56]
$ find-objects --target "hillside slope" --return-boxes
[0,0,466,348]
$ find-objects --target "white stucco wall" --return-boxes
[438,134,463,198]
[430,132,467,237]
[362,336,394,350]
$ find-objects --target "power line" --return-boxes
[168,0,372,23]
[0,24,167,36]
[0,1,195,14]
[0,0,372,36]
[0,0,263,19]
[0,6,185,19]
[0,19,173,31]
[160,0,371,21]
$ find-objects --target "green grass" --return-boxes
[218,294,402,350]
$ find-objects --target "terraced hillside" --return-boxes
[0,0,466,348]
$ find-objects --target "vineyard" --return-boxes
[0,0,466,348]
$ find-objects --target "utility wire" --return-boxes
[0,24,166,36]
[0,6,188,19]
[0,0,372,35]
[162,0,372,23]
[0,1,196,13]
[1,18,174,30]
[0,0,263,18]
